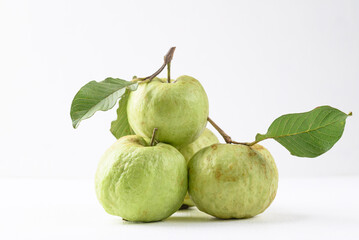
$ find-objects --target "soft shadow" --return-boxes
[245,208,311,225]
[116,208,216,225]
[169,207,310,224]
[115,207,310,225]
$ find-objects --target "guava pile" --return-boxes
[96,73,278,221]
[70,47,351,222]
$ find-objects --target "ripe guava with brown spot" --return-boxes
[127,76,209,147]
[95,135,188,222]
[188,143,278,219]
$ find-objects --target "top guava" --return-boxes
[127,76,209,147]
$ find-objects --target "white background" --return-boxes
[0,0,359,239]
[0,0,358,178]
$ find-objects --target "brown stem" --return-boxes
[140,47,176,82]
[247,140,260,146]
[150,128,158,146]
[207,117,250,145]
[167,62,171,83]
[207,117,232,143]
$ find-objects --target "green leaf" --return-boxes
[110,90,135,139]
[255,106,352,158]
[70,78,138,128]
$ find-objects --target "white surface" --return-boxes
[0,0,358,179]
[0,177,358,240]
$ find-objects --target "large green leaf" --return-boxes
[70,78,138,128]
[110,90,134,139]
[255,106,352,158]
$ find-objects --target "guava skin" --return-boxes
[95,135,188,222]
[178,128,219,207]
[127,76,209,147]
[188,143,278,219]
[179,128,219,163]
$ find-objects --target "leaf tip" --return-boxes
[72,120,79,129]
[348,111,353,116]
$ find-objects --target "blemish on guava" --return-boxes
[142,210,148,217]
[211,144,217,150]
[223,176,238,182]
[228,164,234,170]
[248,151,256,157]
[251,145,264,150]
[215,169,222,179]
[179,178,184,186]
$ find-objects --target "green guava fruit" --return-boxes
[188,143,278,219]
[178,128,219,207]
[95,135,188,222]
[127,76,209,147]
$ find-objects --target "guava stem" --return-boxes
[207,117,251,146]
[150,128,158,146]
[167,62,171,83]
[246,140,260,146]
[139,47,176,83]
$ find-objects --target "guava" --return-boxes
[188,143,278,219]
[95,135,188,222]
[127,76,209,147]
[178,128,219,207]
